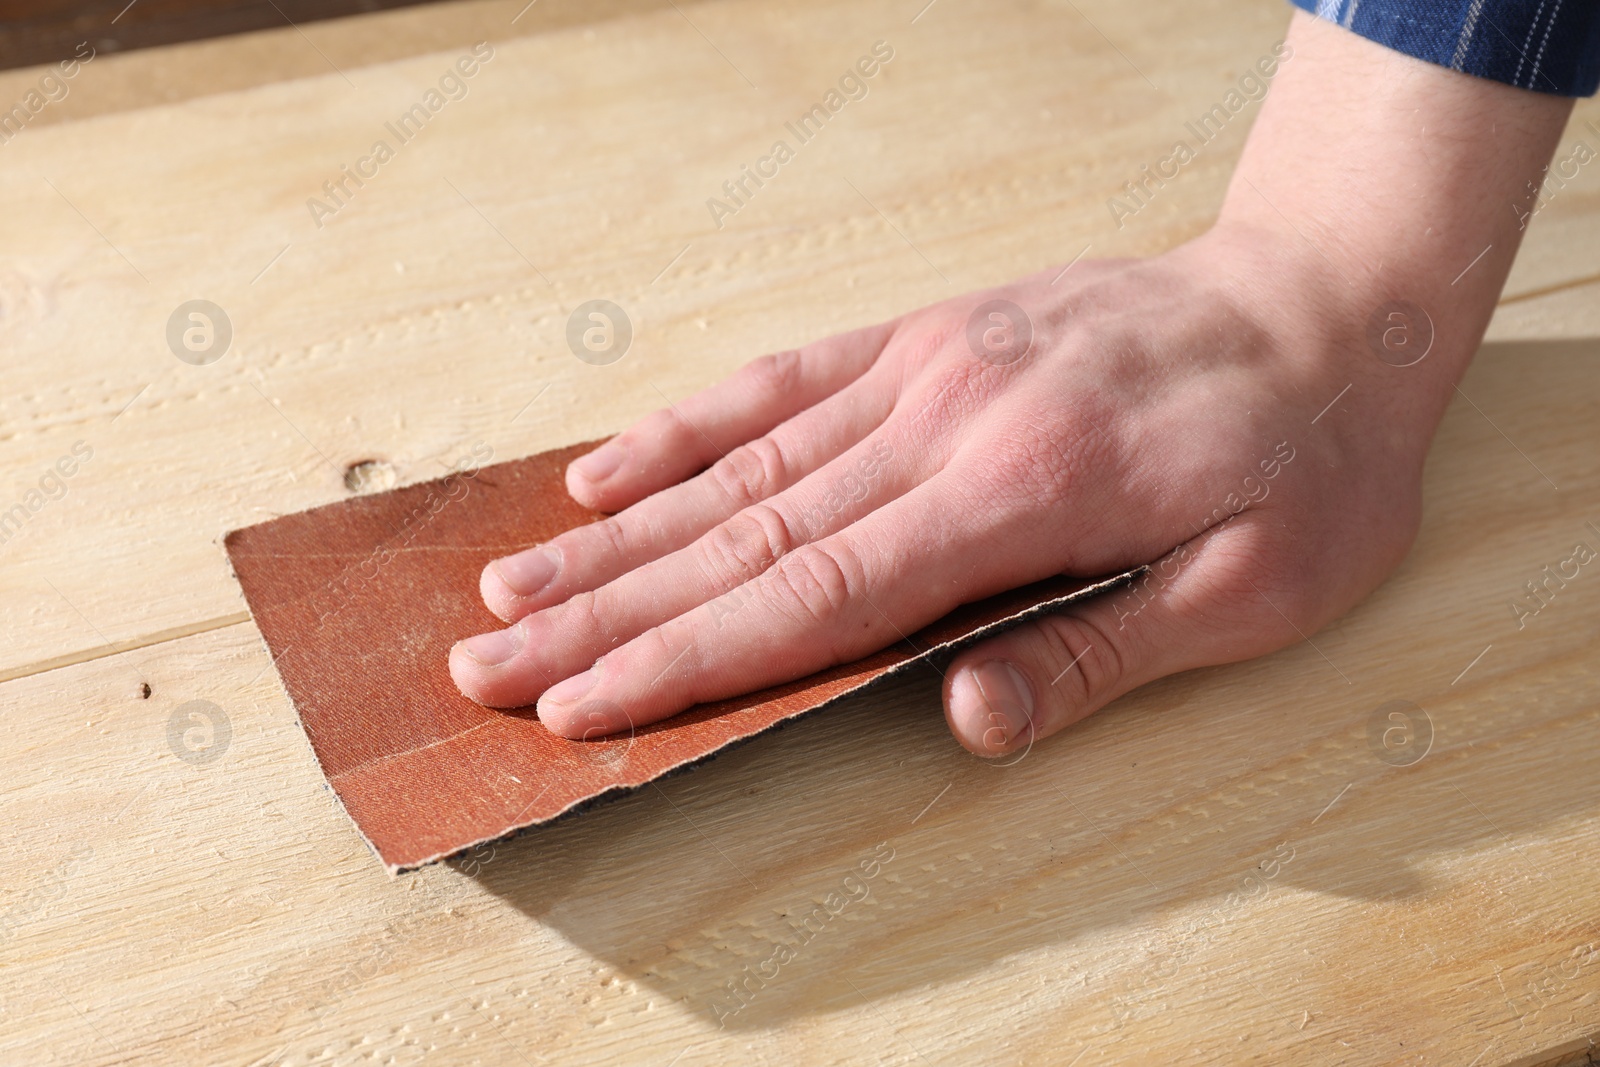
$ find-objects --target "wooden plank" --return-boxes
[2,338,1599,1064]
[1,0,1598,682]
[2,0,1599,1061]
[1487,281,1600,343]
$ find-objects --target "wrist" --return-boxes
[1200,10,1572,430]
[1181,216,1456,452]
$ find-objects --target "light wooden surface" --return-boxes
[2,1,1598,1064]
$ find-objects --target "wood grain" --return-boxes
[4,341,1600,1064]
[1,0,1598,1063]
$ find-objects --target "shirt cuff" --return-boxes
[1288,0,1600,97]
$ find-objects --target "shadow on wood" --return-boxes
[468,341,1600,1032]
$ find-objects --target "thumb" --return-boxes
[943,518,1291,757]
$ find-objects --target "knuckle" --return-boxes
[955,419,1094,518]
[890,307,959,377]
[897,360,992,441]
[1037,613,1125,710]
[585,515,631,561]
[639,406,700,455]
[553,588,607,644]
[744,349,805,398]
[767,543,858,629]
[707,437,789,509]
[926,358,988,403]
[1194,538,1326,650]
[620,624,687,694]
[702,505,795,585]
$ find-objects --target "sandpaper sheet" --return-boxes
[225,440,1139,873]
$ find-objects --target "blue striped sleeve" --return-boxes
[1289,0,1600,97]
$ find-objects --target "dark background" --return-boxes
[0,0,437,70]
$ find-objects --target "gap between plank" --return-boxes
[0,613,252,685]
[1498,271,1600,306]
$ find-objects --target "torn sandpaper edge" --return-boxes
[224,439,1145,874]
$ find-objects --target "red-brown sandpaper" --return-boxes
[225,441,1139,873]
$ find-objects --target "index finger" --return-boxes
[566,319,896,511]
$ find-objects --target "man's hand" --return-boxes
[449,232,1416,754]
[449,12,1571,755]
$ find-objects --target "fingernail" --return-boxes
[571,443,624,484]
[458,625,524,667]
[968,659,1035,749]
[492,548,559,597]
[541,668,597,709]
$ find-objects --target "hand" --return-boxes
[448,11,1570,754]
[448,224,1421,753]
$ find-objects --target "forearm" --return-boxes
[1215,11,1574,426]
